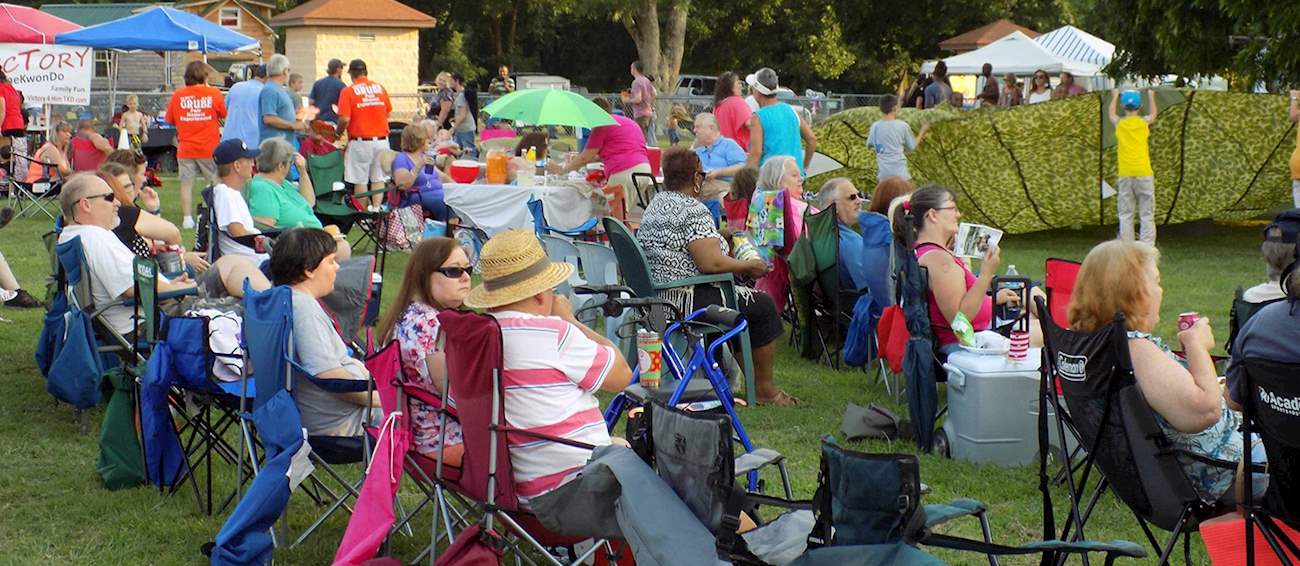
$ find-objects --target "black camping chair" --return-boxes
[1034,296,1255,565]
[1238,358,1300,565]
[630,171,659,212]
[1227,286,1284,356]
[895,241,945,452]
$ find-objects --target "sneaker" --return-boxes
[182,216,195,229]
[0,207,13,229]
[4,289,40,309]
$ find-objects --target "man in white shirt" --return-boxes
[210,139,269,263]
[57,174,197,334]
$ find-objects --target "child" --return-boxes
[119,95,149,151]
[665,103,691,146]
[1109,88,1158,245]
[430,127,462,169]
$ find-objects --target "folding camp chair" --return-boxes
[197,186,279,263]
[540,234,596,327]
[638,399,809,563]
[427,309,623,566]
[528,197,599,240]
[1227,287,1285,356]
[630,171,659,212]
[306,150,399,254]
[895,243,945,452]
[790,436,1146,566]
[2,150,63,220]
[1237,358,1300,565]
[1044,258,1081,329]
[573,240,630,344]
[1033,297,1249,565]
[219,285,378,551]
[602,216,758,405]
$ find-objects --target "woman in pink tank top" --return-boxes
[892,184,1037,347]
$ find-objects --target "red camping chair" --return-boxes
[1044,258,1081,329]
[430,309,623,565]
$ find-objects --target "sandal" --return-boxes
[757,390,800,407]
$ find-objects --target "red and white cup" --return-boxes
[1009,330,1030,361]
[1177,312,1201,332]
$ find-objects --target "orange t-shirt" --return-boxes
[337,77,392,138]
[166,84,226,159]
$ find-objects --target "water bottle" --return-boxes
[636,329,662,390]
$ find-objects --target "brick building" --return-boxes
[270,0,436,122]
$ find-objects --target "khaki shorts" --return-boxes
[608,162,654,216]
[344,139,390,185]
[178,158,218,183]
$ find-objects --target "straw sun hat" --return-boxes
[465,229,574,309]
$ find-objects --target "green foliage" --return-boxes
[423,30,486,82]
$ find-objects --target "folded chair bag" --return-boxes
[46,309,104,409]
[98,366,146,490]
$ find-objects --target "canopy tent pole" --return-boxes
[108,50,118,120]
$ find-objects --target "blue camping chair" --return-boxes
[528,196,599,239]
[213,285,375,561]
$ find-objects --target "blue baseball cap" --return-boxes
[213,139,260,166]
[1120,90,1142,110]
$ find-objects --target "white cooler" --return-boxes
[939,348,1042,466]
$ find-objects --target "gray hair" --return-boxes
[693,112,718,129]
[256,138,295,173]
[265,54,290,78]
[814,177,854,210]
[417,119,439,133]
[757,156,797,191]
[59,172,103,221]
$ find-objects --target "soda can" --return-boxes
[1178,312,1201,332]
[731,233,761,262]
[636,330,662,390]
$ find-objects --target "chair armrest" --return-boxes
[923,498,987,529]
[355,185,400,199]
[158,287,199,301]
[734,448,785,476]
[654,272,734,291]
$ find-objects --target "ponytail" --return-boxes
[891,183,954,249]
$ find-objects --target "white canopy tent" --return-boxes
[923,31,1102,76]
[1035,25,1114,67]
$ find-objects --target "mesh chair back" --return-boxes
[602,216,656,298]
[1040,307,1203,531]
[55,236,93,311]
[1241,358,1300,523]
[437,309,518,510]
[1044,258,1081,328]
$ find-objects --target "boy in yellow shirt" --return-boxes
[1109,88,1158,244]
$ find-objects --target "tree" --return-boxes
[571,0,690,94]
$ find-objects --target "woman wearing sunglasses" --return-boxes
[637,148,796,405]
[1025,69,1053,105]
[376,237,470,464]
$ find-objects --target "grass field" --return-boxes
[0,175,1274,564]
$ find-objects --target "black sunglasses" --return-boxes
[435,266,471,278]
[84,192,116,203]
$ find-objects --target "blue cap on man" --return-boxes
[1120,90,1142,111]
[213,139,260,166]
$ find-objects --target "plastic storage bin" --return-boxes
[939,349,1042,465]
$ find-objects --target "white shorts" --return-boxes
[344,138,390,185]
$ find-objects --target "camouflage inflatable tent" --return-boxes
[811,90,1297,233]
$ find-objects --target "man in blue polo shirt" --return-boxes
[691,112,747,204]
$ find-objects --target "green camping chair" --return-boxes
[306,150,395,252]
[789,205,857,368]
[601,216,757,405]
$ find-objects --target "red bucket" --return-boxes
[448,160,480,184]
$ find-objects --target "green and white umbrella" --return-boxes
[482,88,616,128]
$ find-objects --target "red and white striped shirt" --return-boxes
[491,311,615,506]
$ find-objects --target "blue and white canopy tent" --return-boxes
[55,6,259,110]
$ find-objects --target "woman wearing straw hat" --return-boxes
[464,229,633,508]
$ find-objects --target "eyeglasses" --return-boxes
[695,171,707,182]
[435,266,471,279]
[933,205,958,212]
[84,192,116,203]
[846,192,863,201]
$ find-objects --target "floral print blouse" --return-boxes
[395,301,463,455]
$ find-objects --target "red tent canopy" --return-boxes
[0,4,80,45]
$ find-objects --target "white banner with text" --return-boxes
[0,43,93,105]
